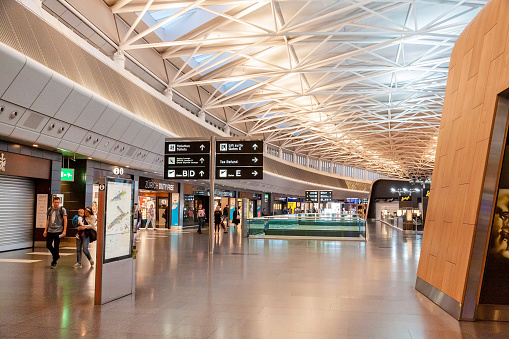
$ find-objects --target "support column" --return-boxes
[224,125,230,135]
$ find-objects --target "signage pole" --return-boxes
[209,136,215,254]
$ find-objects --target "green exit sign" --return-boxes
[61,168,74,181]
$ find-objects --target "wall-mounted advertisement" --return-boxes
[104,178,133,263]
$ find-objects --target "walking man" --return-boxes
[43,196,67,269]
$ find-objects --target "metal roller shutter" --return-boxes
[0,175,35,252]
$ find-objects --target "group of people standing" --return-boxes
[43,196,97,269]
[196,204,241,235]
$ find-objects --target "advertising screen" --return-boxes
[104,179,133,262]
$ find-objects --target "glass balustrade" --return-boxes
[247,213,365,239]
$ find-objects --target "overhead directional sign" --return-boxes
[319,190,333,202]
[216,140,263,153]
[216,154,263,167]
[215,139,263,180]
[164,140,210,180]
[165,155,209,167]
[216,167,263,179]
[165,141,210,154]
[167,168,208,179]
[305,190,319,203]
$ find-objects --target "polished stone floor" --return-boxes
[1,221,509,338]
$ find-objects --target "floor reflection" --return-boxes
[1,221,509,338]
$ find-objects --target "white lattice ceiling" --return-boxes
[105,0,487,178]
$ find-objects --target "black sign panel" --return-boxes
[216,140,263,153]
[399,195,412,202]
[165,155,209,167]
[423,188,430,198]
[166,168,209,179]
[305,190,319,203]
[215,167,263,179]
[214,139,263,180]
[164,140,210,180]
[216,154,263,167]
[165,141,210,154]
[319,190,333,202]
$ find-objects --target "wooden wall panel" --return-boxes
[417,0,509,304]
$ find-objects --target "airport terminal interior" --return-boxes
[2,0,509,337]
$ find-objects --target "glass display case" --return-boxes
[247,213,366,239]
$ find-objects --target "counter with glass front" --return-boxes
[381,208,421,230]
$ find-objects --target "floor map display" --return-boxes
[105,180,132,261]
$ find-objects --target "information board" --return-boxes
[215,167,263,179]
[165,141,210,154]
[164,140,210,180]
[216,153,262,166]
[35,194,48,228]
[319,190,333,202]
[216,140,263,153]
[215,139,263,180]
[305,190,319,203]
[104,179,133,262]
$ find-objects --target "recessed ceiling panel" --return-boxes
[92,105,122,135]
[36,134,61,148]
[0,47,26,97]
[2,59,51,108]
[62,125,88,143]
[119,120,143,144]
[10,127,40,143]
[141,129,162,152]
[54,86,93,124]
[131,124,153,148]
[75,95,108,129]
[106,110,134,140]
[30,75,74,117]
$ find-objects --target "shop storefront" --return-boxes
[183,184,207,227]
[0,148,54,252]
[138,177,178,228]
[238,191,261,218]
[182,184,236,228]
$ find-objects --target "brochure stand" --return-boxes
[95,177,135,305]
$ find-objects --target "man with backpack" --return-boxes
[43,196,67,269]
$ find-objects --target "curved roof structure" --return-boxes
[104,0,487,178]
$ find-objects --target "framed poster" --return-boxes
[103,178,134,263]
[35,194,48,228]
